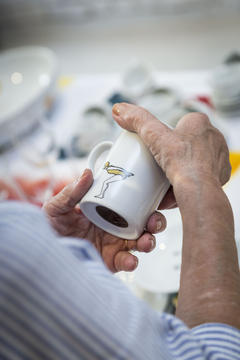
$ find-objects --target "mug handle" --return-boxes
[87,141,114,173]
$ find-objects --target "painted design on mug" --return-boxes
[95,161,134,199]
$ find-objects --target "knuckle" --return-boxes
[178,112,211,132]
[195,112,211,125]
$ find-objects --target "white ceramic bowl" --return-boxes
[0,46,59,149]
[210,63,240,97]
[122,59,155,98]
[138,87,180,122]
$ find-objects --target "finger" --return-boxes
[112,103,173,152]
[114,251,139,272]
[146,211,167,234]
[43,169,93,215]
[122,231,156,253]
[158,186,178,210]
[136,232,156,253]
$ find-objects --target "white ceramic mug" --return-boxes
[80,130,170,240]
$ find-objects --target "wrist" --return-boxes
[174,171,240,329]
[172,171,223,209]
[173,173,234,245]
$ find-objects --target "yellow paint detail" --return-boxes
[58,76,73,89]
[107,169,127,179]
[229,152,240,175]
[104,162,110,168]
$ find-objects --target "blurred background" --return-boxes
[1,0,240,314]
[1,0,240,72]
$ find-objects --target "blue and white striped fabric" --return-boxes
[0,201,239,360]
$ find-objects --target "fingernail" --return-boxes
[133,256,138,270]
[77,169,87,182]
[112,103,126,115]
[150,237,155,250]
[156,220,162,231]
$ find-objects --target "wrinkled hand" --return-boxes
[112,103,231,207]
[112,103,240,330]
[42,169,167,273]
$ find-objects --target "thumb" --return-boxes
[43,169,93,216]
[112,103,172,151]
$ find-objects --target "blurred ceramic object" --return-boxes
[164,99,229,142]
[210,59,240,117]
[122,59,155,98]
[0,46,59,149]
[163,106,189,128]
[138,87,180,122]
[140,87,180,120]
[69,104,119,157]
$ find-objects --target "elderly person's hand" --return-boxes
[111,103,240,331]
[42,169,167,273]
[112,103,231,196]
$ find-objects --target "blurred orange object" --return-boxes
[17,177,72,206]
[17,177,50,199]
[229,152,240,176]
[0,177,72,206]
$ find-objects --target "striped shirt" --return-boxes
[0,201,239,360]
